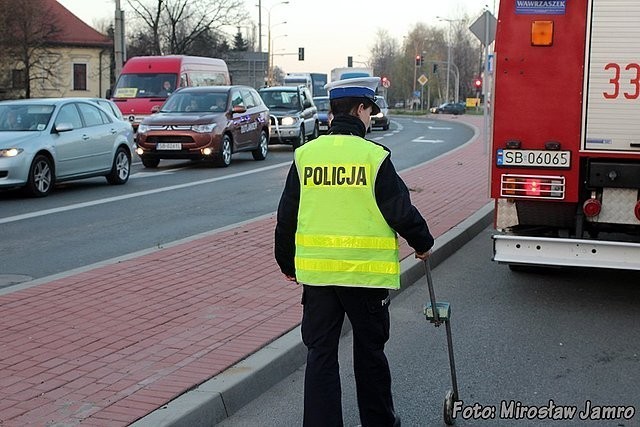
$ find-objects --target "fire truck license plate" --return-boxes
[497,149,571,168]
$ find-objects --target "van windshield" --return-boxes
[113,73,178,98]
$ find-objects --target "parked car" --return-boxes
[431,102,466,115]
[313,95,331,134]
[135,85,270,168]
[258,85,318,148]
[0,98,134,197]
[371,96,390,130]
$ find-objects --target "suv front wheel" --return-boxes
[293,125,306,149]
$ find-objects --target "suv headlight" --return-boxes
[0,148,23,157]
[192,123,216,133]
[281,116,298,126]
[137,124,149,134]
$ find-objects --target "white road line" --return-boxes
[412,137,445,143]
[0,162,291,225]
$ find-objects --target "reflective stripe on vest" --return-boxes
[294,134,400,289]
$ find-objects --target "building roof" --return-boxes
[45,0,112,48]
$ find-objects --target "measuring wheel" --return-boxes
[443,389,457,425]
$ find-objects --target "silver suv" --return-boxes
[258,85,319,148]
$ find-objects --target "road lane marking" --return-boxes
[412,137,445,143]
[0,162,291,225]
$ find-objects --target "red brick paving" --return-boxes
[0,115,490,426]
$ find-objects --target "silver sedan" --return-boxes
[0,98,134,197]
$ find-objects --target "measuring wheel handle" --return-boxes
[443,389,458,425]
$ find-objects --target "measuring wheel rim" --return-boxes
[443,389,456,425]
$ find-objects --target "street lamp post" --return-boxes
[270,33,288,84]
[261,1,289,86]
[437,16,462,102]
[267,20,287,85]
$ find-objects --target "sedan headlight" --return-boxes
[281,116,298,126]
[192,123,216,133]
[0,148,23,157]
[137,124,150,134]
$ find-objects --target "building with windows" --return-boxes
[0,0,112,100]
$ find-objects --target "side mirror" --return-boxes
[105,88,112,99]
[54,122,74,133]
[232,105,247,114]
[303,99,312,108]
[151,105,161,114]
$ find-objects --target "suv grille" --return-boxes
[147,135,195,144]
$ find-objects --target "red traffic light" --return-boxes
[474,78,482,88]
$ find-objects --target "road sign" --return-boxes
[418,74,428,86]
[469,10,497,46]
[382,78,391,88]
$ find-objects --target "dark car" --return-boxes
[259,85,318,148]
[371,96,390,130]
[431,102,466,115]
[313,95,331,134]
[135,86,270,168]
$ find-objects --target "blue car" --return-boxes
[313,96,331,134]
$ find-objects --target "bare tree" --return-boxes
[0,0,62,99]
[126,0,247,56]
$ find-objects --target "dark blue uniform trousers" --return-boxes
[301,284,397,427]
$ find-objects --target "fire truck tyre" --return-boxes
[293,126,305,149]
[106,147,131,185]
[25,154,54,197]
[216,134,232,167]
[443,390,456,425]
[141,156,160,168]
[252,130,268,161]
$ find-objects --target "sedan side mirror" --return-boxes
[54,122,74,133]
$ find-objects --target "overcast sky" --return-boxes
[58,0,496,78]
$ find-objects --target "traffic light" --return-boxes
[420,55,424,66]
[415,55,421,66]
[347,56,353,67]
[433,64,438,74]
[298,47,304,61]
[474,78,482,89]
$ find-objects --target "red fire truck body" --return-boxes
[491,0,640,270]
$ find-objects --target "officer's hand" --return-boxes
[284,274,298,283]
[415,250,432,261]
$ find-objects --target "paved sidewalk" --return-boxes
[0,115,491,427]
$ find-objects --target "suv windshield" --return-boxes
[259,90,300,110]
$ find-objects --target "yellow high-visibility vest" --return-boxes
[294,134,400,289]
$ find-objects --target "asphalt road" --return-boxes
[0,116,474,283]
[218,226,640,427]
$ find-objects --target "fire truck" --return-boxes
[491,0,640,270]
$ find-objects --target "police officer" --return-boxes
[275,77,434,427]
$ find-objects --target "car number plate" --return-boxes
[497,149,571,168]
[156,142,182,150]
[319,125,328,131]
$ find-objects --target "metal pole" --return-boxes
[446,23,451,102]
[114,0,123,78]
[483,10,490,155]
[258,0,262,53]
